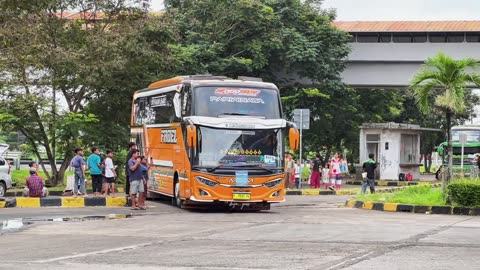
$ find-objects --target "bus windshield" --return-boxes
[452,130,480,143]
[193,87,281,118]
[195,127,283,168]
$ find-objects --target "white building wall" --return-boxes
[359,128,367,162]
[360,127,422,180]
[378,130,400,180]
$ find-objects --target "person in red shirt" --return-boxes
[23,168,48,197]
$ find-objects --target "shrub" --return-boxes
[447,179,480,207]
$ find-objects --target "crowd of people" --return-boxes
[21,143,377,202]
[284,152,350,191]
[283,152,377,194]
[22,142,154,210]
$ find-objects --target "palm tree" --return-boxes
[410,52,480,188]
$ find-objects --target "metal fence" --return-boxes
[439,166,480,181]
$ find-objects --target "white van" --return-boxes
[0,144,13,197]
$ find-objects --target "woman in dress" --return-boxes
[329,153,343,190]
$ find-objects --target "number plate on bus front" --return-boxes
[233,193,251,200]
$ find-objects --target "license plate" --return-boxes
[233,193,251,200]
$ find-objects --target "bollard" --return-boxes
[14,158,20,170]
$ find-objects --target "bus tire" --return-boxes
[172,175,183,208]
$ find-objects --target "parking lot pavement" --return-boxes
[1,195,479,270]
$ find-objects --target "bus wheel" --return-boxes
[173,180,183,208]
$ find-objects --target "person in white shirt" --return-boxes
[103,150,117,197]
[294,161,301,189]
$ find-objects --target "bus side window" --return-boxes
[182,86,192,116]
[149,91,177,123]
[134,97,147,125]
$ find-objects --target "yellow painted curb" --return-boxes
[398,182,408,186]
[336,189,359,195]
[16,197,41,208]
[363,201,374,210]
[117,187,125,193]
[0,201,6,208]
[384,203,398,212]
[377,180,388,186]
[346,200,355,208]
[106,197,126,207]
[419,182,430,186]
[61,197,85,208]
[301,189,319,195]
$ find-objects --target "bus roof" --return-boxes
[135,75,278,95]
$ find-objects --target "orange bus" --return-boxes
[130,75,299,210]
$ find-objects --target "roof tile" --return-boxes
[333,21,480,32]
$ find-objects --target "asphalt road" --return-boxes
[1,196,479,270]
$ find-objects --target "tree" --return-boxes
[0,0,169,185]
[410,52,480,185]
[163,0,351,159]
[163,0,350,86]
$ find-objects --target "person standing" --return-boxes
[294,160,301,189]
[362,153,377,194]
[128,150,146,210]
[71,148,86,197]
[87,146,103,197]
[329,153,343,190]
[284,153,294,189]
[23,167,48,197]
[310,154,321,189]
[322,163,330,189]
[125,142,137,197]
[140,156,154,198]
[103,150,117,197]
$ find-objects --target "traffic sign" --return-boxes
[459,133,467,144]
[293,109,310,130]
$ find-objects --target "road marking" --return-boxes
[326,251,375,270]
[33,241,164,263]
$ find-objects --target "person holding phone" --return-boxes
[128,150,146,210]
[140,156,154,199]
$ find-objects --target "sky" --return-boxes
[150,0,480,21]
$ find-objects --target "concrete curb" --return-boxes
[0,197,127,208]
[5,188,123,197]
[286,183,441,196]
[345,200,480,216]
[345,180,438,187]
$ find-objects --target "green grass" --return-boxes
[419,166,438,174]
[355,185,447,206]
[11,169,73,187]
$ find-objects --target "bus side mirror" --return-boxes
[187,125,197,148]
[289,127,299,151]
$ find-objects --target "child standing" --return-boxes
[329,153,343,190]
[322,163,330,189]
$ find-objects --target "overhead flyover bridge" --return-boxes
[334,21,480,88]
[283,21,480,88]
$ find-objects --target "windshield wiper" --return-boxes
[218,113,266,118]
[206,164,224,173]
[205,164,275,174]
[227,164,274,174]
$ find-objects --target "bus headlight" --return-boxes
[195,176,218,187]
[264,178,283,188]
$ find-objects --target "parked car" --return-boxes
[0,144,13,197]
